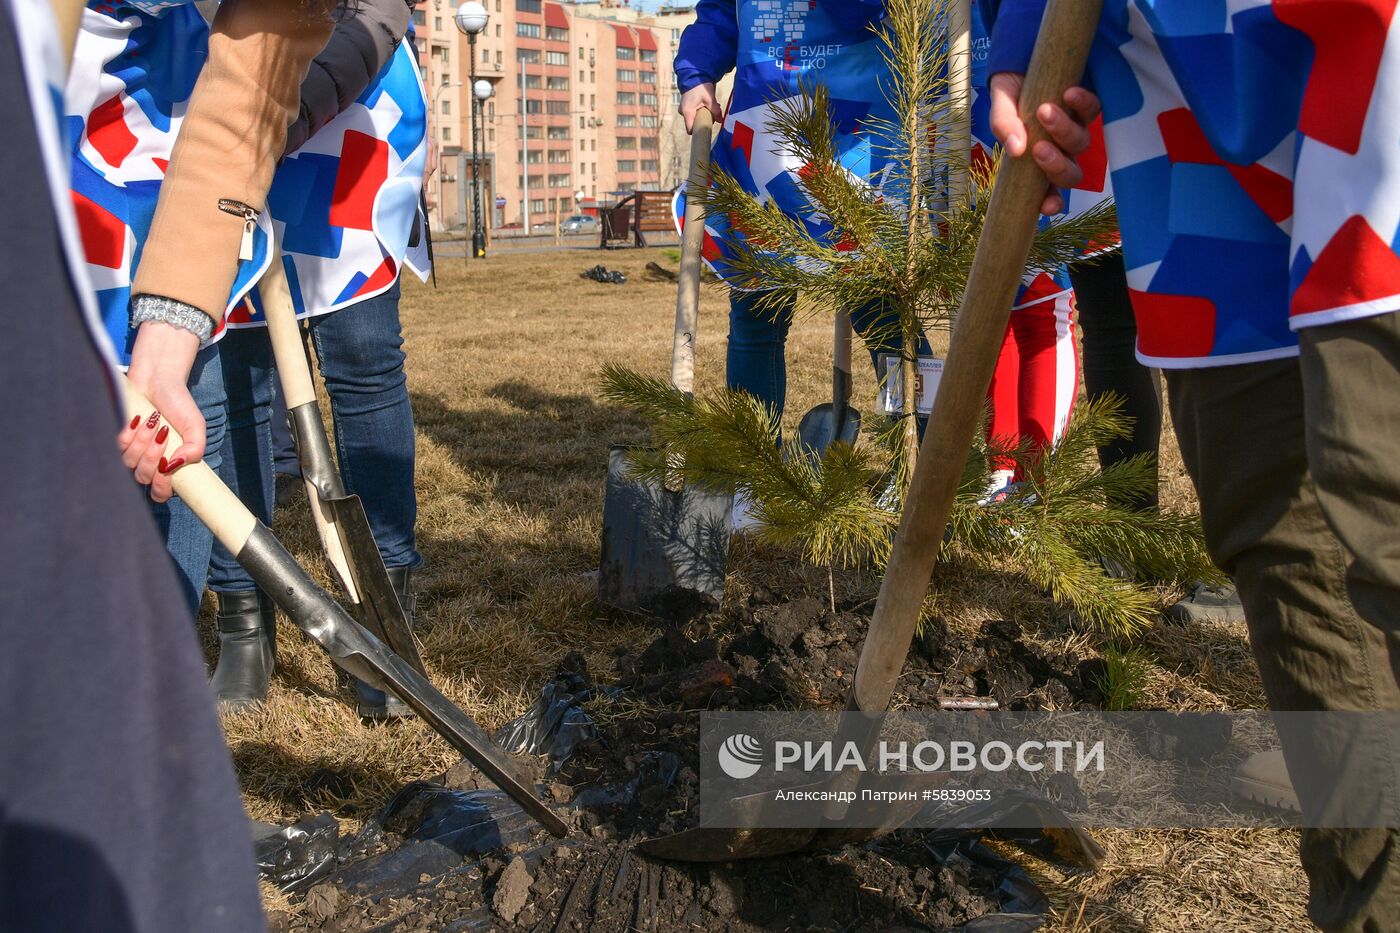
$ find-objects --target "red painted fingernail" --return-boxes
[157,457,168,474]
[129,415,141,431]
[155,425,169,444]
[145,411,161,430]
[160,457,185,474]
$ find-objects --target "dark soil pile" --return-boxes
[267,590,1090,932]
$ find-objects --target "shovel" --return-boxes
[120,378,568,838]
[635,0,1105,860]
[598,108,734,613]
[795,312,862,456]
[257,252,426,683]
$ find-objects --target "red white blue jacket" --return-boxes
[673,0,1097,310]
[67,1,429,366]
[987,0,1400,368]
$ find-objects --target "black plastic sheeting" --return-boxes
[925,834,1051,933]
[493,674,613,774]
[923,790,1108,869]
[252,782,540,896]
[252,813,340,894]
[376,782,538,857]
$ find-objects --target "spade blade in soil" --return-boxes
[598,446,732,613]
[795,403,862,458]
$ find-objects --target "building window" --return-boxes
[640,93,657,107]
[525,74,542,89]
[546,26,568,41]
[617,136,636,150]
[525,125,543,139]
[443,127,452,141]
[641,160,659,173]
[545,50,568,65]
[617,114,636,127]
[547,76,569,90]
[641,49,657,63]
[549,173,571,187]
[517,48,540,63]
[616,92,635,105]
[482,48,489,62]
[525,99,542,113]
[617,160,636,173]
[412,10,425,26]
[517,23,540,38]
[548,149,570,163]
[530,198,546,214]
[639,115,658,128]
[489,128,495,142]
[548,125,570,140]
[579,69,584,81]
[579,116,585,128]
[526,150,544,163]
[617,46,635,60]
[618,69,636,83]
[640,136,658,150]
[516,0,541,11]
[545,100,569,114]
[640,71,656,84]
[434,16,442,30]
[495,24,501,37]
[441,99,450,114]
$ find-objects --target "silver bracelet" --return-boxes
[131,294,215,343]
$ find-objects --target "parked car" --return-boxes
[561,214,599,234]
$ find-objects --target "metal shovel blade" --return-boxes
[287,402,426,676]
[238,524,569,839]
[795,402,862,458]
[598,446,733,613]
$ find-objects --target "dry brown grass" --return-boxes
[211,247,1308,930]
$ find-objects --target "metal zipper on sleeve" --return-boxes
[217,198,260,262]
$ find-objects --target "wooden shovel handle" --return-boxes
[671,107,714,395]
[259,251,317,410]
[119,377,257,556]
[851,0,1105,714]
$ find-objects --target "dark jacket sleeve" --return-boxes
[283,0,411,155]
[674,0,738,94]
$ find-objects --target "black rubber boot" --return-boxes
[210,590,276,712]
[356,565,416,720]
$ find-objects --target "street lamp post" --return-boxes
[472,79,493,252]
[454,2,490,259]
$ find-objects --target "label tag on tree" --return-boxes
[877,354,944,415]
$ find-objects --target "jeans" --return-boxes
[158,281,420,609]
[726,289,930,418]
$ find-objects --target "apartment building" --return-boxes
[414,0,696,232]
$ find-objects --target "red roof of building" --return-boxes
[636,27,657,51]
[612,23,635,46]
[544,2,568,30]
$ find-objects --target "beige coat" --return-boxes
[132,0,333,324]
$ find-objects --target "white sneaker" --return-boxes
[731,491,763,534]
